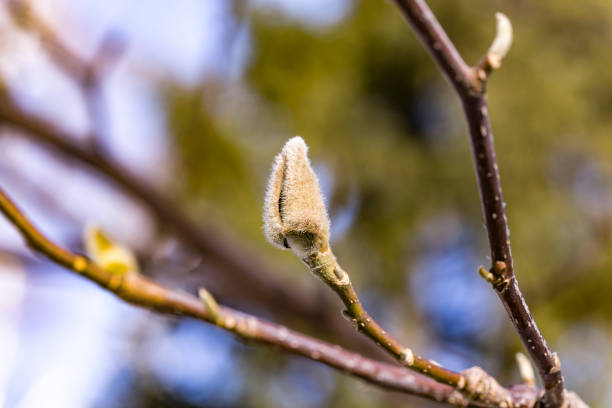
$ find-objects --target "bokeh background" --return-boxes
[0,0,611,407]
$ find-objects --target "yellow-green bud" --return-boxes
[84,224,138,275]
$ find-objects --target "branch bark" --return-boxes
[392,1,569,406]
[0,185,472,407]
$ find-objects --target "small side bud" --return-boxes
[199,287,221,324]
[549,352,561,374]
[478,265,495,283]
[84,224,138,275]
[400,348,414,366]
[515,352,535,386]
[263,136,330,258]
[493,260,507,275]
[487,12,513,69]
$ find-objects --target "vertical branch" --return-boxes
[463,92,564,407]
[392,1,571,406]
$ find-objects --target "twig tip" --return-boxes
[487,12,513,69]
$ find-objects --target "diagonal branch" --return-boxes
[392,1,572,407]
[0,90,356,346]
[0,185,472,407]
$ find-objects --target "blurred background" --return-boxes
[0,0,611,407]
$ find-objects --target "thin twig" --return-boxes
[302,249,465,388]
[0,185,472,407]
[392,1,567,406]
[301,248,519,407]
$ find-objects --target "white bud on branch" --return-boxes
[263,136,330,258]
[487,12,513,69]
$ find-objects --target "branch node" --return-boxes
[73,256,88,273]
[478,265,496,284]
[478,263,510,292]
[461,366,513,407]
[400,348,414,366]
[493,260,507,275]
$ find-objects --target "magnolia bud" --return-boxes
[263,136,330,258]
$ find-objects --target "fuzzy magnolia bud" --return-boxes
[263,136,330,258]
[84,224,138,274]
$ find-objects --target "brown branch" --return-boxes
[392,1,572,407]
[0,185,474,407]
